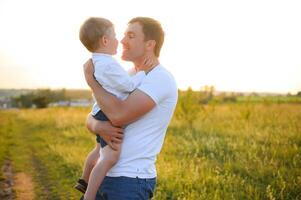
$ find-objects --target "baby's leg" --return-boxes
[81,143,101,182]
[84,143,121,200]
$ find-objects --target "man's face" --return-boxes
[121,22,146,62]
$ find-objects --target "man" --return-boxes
[83,17,178,200]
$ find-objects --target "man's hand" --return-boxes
[86,114,124,150]
[83,59,96,87]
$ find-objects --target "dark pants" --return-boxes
[93,110,109,148]
[95,176,156,200]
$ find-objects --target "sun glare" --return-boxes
[0,0,300,94]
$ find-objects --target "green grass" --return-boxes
[0,104,300,199]
[236,95,301,103]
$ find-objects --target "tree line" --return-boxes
[11,89,69,108]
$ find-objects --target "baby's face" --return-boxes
[106,27,118,55]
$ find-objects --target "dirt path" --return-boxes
[14,172,35,200]
[0,160,35,200]
[0,160,15,200]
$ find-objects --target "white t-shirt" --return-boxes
[91,53,145,115]
[107,64,178,178]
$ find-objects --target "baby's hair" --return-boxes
[79,17,113,52]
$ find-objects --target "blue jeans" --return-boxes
[95,176,156,200]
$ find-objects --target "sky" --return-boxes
[0,0,301,94]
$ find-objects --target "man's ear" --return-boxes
[146,40,156,51]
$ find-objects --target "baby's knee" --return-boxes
[103,149,120,166]
[87,148,100,166]
[86,156,97,168]
[108,153,120,166]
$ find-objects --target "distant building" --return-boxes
[70,99,94,107]
[0,97,12,109]
[49,99,93,107]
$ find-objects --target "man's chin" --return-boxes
[121,54,131,61]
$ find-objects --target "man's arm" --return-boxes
[84,59,155,127]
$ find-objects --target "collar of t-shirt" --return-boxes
[146,64,160,75]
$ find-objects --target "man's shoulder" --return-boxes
[138,65,177,103]
[147,65,176,87]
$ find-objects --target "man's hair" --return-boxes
[129,17,164,57]
[79,17,113,52]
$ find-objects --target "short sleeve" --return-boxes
[138,70,174,104]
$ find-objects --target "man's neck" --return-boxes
[134,56,159,74]
[145,60,159,74]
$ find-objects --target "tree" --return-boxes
[14,93,34,108]
[175,87,201,129]
[32,96,49,108]
[32,89,52,108]
[199,85,215,104]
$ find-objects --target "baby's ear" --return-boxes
[102,36,108,46]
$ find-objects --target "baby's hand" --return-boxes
[138,56,155,72]
[143,56,155,68]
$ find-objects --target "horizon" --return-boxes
[0,87,299,96]
[1,0,301,94]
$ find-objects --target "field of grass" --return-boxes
[0,104,300,199]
